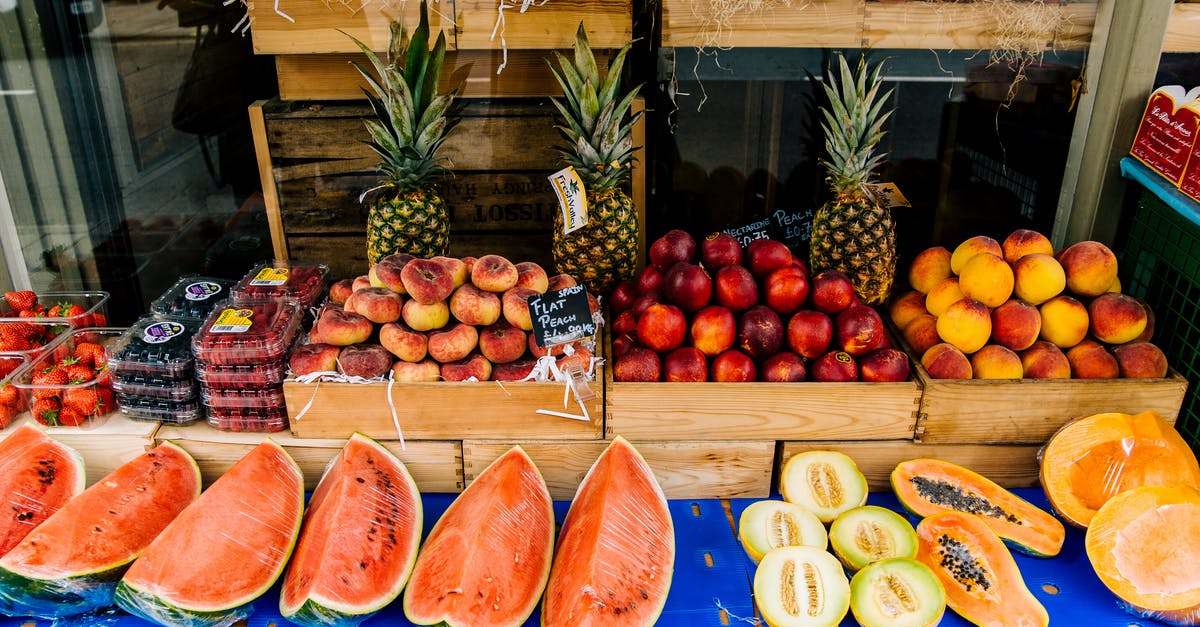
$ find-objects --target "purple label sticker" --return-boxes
[184,281,223,301]
[143,321,186,344]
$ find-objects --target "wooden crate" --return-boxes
[156,422,463,493]
[283,375,604,441]
[778,440,1043,492]
[604,358,921,441]
[912,354,1189,444]
[463,439,774,500]
[251,97,646,280]
[0,414,159,487]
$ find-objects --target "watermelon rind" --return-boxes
[279,433,423,627]
[0,441,200,619]
[114,439,305,627]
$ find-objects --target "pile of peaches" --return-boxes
[891,229,1168,380]
[289,254,594,383]
[611,230,910,383]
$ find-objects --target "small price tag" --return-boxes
[529,285,596,348]
[719,217,772,248]
[862,183,911,210]
[210,308,253,333]
[549,166,589,234]
[250,267,290,286]
[769,207,813,253]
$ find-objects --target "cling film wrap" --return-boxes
[0,424,85,560]
[279,434,422,627]
[113,441,304,627]
[0,568,125,619]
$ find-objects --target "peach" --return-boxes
[888,291,927,330]
[478,322,527,364]
[921,343,972,379]
[1112,341,1169,378]
[556,346,593,374]
[493,357,537,381]
[1066,339,1119,379]
[907,246,953,294]
[460,256,477,277]
[441,353,492,382]
[1057,241,1118,297]
[958,253,1013,308]
[970,344,1023,379]
[371,257,409,294]
[925,278,964,317]
[328,279,354,306]
[1021,341,1071,379]
[1001,229,1053,264]
[691,305,736,356]
[351,287,404,324]
[528,333,565,359]
[351,275,372,293]
[514,261,550,293]
[342,292,360,313]
[449,284,502,326]
[1038,295,1089,348]
[990,299,1041,351]
[401,258,454,304]
[379,321,428,363]
[391,358,441,382]
[471,254,519,293]
[289,343,341,376]
[336,344,393,379]
[501,286,539,331]
[312,309,373,346]
[1137,302,1155,342]
[1088,293,1148,345]
[950,235,1003,274]
[402,299,450,332]
[1108,276,1122,293]
[935,298,992,354]
[427,323,479,364]
[902,313,941,357]
[1012,253,1066,306]
[432,256,469,289]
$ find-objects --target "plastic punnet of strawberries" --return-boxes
[28,340,115,427]
[1,290,108,327]
[0,292,72,356]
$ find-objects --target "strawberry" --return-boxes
[93,365,112,388]
[0,332,32,352]
[73,343,106,368]
[17,309,42,318]
[90,312,108,327]
[31,365,68,399]
[0,404,17,428]
[32,397,60,426]
[96,387,114,414]
[4,291,37,313]
[63,362,93,385]
[2,321,41,341]
[63,387,100,415]
[57,406,85,427]
[0,384,19,407]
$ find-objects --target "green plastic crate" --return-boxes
[1122,187,1200,451]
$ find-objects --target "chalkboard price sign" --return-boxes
[721,218,772,247]
[770,207,814,252]
[529,285,597,348]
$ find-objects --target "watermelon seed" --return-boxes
[356,477,365,483]
[359,562,366,569]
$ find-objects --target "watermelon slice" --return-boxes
[280,433,422,627]
[0,441,200,618]
[402,446,554,627]
[0,424,85,559]
[114,439,304,627]
[542,436,675,626]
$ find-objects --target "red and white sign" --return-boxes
[1130,86,1200,185]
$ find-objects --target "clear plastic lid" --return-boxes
[0,291,110,328]
[108,316,200,379]
[191,297,303,366]
[118,396,202,425]
[206,405,288,433]
[231,260,329,309]
[0,354,28,428]
[150,275,239,321]
[194,359,287,389]
[0,319,73,360]
[201,385,285,410]
[111,377,198,402]
[12,327,125,428]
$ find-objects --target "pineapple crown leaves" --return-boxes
[546,23,643,192]
[344,1,460,192]
[818,53,895,197]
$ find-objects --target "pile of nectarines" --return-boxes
[611,230,910,383]
[289,254,596,382]
[892,230,1168,380]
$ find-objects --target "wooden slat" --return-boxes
[779,440,1044,491]
[248,0,452,54]
[288,231,555,280]
[662,0,863,49]
[276,50,580,100]
[454,0,632,49]
[864,1,1096,51]
[463,439,774,500]
[157,423,464,492]
[250,100,288,260]
[1164,3,1200,53]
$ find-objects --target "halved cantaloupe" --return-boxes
[1041,411,1200,528]
[1086,485,1200,625]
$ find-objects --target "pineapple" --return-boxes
[347,2,458,264]
[809,53,897,306]
[547,25,641,295]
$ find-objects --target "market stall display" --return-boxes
[107,316,202,424]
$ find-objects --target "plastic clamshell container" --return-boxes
[107,316,200,379]
[201,386,285,410]
[117,395,202,425]
[0,354,29,428]
[194,359,287,389]
[0,291,110,328]
[191,297,303,366]
[12,327,126,428]
[206,405,288,433]
[231,260,329,309]
[150,275,239,320]
[0,319,72,361]
[111,378,198,402]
